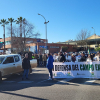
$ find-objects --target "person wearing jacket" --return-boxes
[71,54,76,62]
[46,54,54,80]
[60,52,66,62]
[39,53,43,66]
[22,53,31,80]
[80,53,86,62]
[42,53,47,67]
[32,53,35,59]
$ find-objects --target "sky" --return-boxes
[0,0,100,43]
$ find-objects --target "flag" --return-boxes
[88,48,90,54]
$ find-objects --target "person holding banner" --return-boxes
[71,54,76,62]
[93,54,99,61]
[46,54,54,80]
[86,55,92,62]
[80,53,86,62]
[59,52,66,62]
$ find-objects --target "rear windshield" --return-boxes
[0,56,5,64]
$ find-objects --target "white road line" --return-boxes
[84,80,96,84]
[18,81,34,83]
[57,78,73,84]
[37,79,48,84]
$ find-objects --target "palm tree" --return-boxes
[23,18,26,44]
[16,17,23,37]
[15,17,25,52]
[8,18,15,52]
[0,19,9,52]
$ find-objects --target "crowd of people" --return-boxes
[31,51,100,67]
[52,52,100,62]
[22,51,100,80]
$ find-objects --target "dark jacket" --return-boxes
[22,58,31,69]
[90,54,93,61]
[71,56,76,62]
[60,54,66,62]
[80,56,86,62]
[39,55,42,61]
[47,55,54,69]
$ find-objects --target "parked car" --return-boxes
[0,54,37,81]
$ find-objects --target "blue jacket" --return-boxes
[47,55,54,69]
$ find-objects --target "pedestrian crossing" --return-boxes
[57,78,97,85]
[2,78,98,84]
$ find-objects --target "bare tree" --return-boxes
[76,29,91,49]
[7,19,40,53]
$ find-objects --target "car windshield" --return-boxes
[0,56,5,64]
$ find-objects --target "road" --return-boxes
[0,67,100,100]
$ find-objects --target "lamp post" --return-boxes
[91,27,97,47]
[38,13,49,54]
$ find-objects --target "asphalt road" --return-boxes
[0,67,100,100]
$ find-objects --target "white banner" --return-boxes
[53,61,100,78]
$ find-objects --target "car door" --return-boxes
[2,56,16,76]
[14,55,23,73]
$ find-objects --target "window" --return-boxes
[3,57,14,64]
[0,56,5,64]
[5,41,11,45]
[50,46,59,48]
[14,56,20,62]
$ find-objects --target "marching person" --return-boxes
[53,53,56,62]
[22,53,31,80]
[71,54,76,62]
[93,53,99,61]
[86,54,92,62]
[46,53,54,80]
[59,52,66,62]
[80,53,86,62]
[90,53,94,61]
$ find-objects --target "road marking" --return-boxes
[18,81,34,83]
[84,79,96,84]
[57,78,73,84]
[37,79,48,84]
[3,81,16,83]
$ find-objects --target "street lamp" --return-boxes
[38,13,49,54]
[91,27,97,47]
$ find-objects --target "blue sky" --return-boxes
[0,0,100,43]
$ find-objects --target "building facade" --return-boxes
[0,37,76,53]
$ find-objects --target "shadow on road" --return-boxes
[0,67,100,93]
[1,91,48,100]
